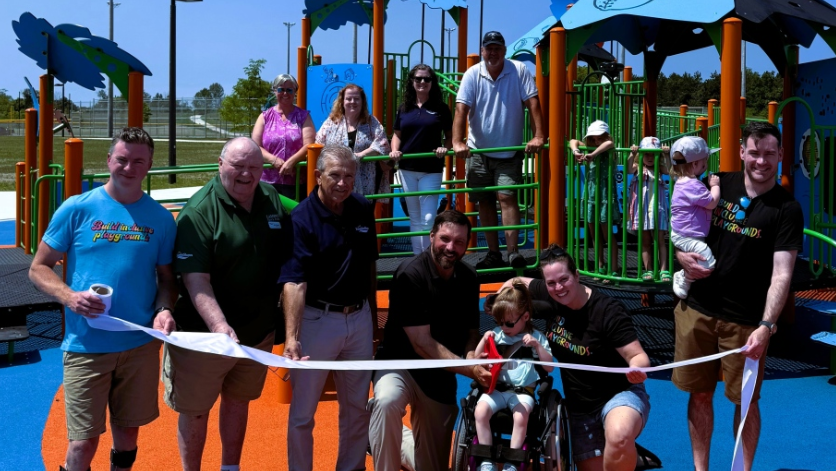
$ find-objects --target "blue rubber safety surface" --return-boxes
[0,220,14,245]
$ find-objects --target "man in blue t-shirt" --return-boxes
[29,127,177,471]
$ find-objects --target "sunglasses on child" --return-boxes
[502,312,526,328]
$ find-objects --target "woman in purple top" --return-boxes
[252,74,315,200]
[668,136,721,298]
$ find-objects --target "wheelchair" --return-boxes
[451,375,573,471]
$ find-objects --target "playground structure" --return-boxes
[5,2,836,469]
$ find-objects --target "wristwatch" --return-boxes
[758,320,777,336]
[154,306,173,316]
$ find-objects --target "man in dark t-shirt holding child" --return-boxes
[674,121,804,471]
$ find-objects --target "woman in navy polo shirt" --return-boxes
[389,64,453,254]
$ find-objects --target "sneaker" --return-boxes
[508,251,526,269]
[672,270,690,298]
[480,461,498,471]
[476,251,507,269]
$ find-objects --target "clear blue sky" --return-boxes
[3,0,836,103]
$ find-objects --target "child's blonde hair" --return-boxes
[669,153,705,178]
[491,278,534,333]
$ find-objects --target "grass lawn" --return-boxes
[0,136,225,192]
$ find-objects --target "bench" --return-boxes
[0,311,30,363]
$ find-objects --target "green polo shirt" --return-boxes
[173,175,291,346]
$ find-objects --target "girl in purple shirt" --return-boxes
[669,137,721,298]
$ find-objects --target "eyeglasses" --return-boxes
[502,312,526,328]
[539,245,567,260]
[275,87,295,94]
[735,196,751,222]
[413,76,432,83]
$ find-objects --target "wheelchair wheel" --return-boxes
[540,390,572,471]
[452,412,475,471]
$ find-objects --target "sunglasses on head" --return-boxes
[413,76,432,83]
[539,245,567,260]
[735,196,751,222]
[275,87,295,94]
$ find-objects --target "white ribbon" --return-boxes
[87,314,758,468]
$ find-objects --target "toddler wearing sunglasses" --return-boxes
[473,280,554,471]
[669,136,721,298]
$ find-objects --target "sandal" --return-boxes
[641,270,654,282]
[592,266,606,282]
[601,271,619,285]
[660,270,672,283]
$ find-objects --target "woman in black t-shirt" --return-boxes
[493,244,651,471]
[389,64,453,254]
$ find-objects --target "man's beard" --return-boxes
[432,247,459,269]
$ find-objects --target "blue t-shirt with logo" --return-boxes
[43,186,176,353]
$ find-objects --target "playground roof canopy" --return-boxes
[557,0,836,76]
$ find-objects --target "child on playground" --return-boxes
[669,136,720,298]
[569,120,618,281]
[627,136,672,282]
[475,280,554,471]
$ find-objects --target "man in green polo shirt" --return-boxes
[163,137,291,471]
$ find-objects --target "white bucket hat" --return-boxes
[583,120,609,140]
[671,136,720,163]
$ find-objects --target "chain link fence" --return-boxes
[0,97,264,139]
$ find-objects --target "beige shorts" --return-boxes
[672,301,767,404]
[162,332,274,416]
[63,340,162,440]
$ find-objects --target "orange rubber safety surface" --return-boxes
[42,346,377,470]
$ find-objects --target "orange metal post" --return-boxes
[464,54,479,247]
[301,17,311,48]
[719,18,742,172]
[782,46,798,191]
[457,7,468,74]
[386,59,395,134]
[739,96,747,126]
[64,139,84,199]
[373,0,384,122]
[24,108,37,254]
[768,101,778,124]
[15,162,24,248]
[314,55,322,65]
[697,117,709,141]
[127,72,144,128]
[306,143,323,193]
[536,45,549,249]
[679,104,688,134]
[549,27,567,246]
[708,99,718,127]
[297,47,307,110]
[642,79,657,138]
[38,74,54,246]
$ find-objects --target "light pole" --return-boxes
[445,27,456,57]
[107,0,120,138]
[284,21,296,74]
[169,0,203,183]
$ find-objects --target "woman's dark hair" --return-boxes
[491,278,534,333]
[401,64,444,113]
[539,243,578,274]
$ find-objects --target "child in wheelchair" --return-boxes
[474,280,555,471]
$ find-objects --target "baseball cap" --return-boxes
[482,31,505,47]
[583,120,609,140]
[639,136,661,150]
[670,136,720,163]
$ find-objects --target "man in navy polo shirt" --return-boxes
[281,144,379,471]
[369,210,490,471]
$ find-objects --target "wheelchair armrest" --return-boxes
[536,376,553,398]
[470,380,479,390]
